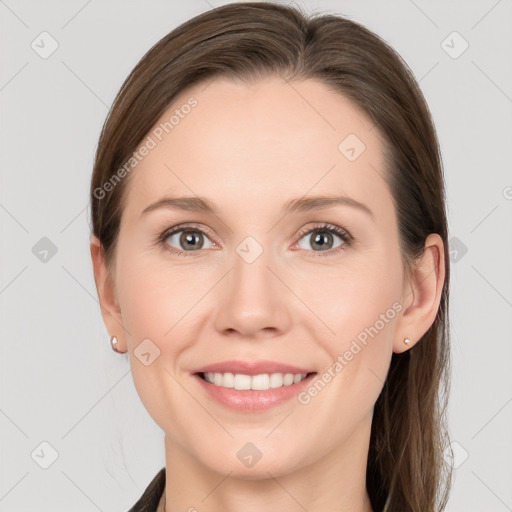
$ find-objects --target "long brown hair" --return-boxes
[90,3,453,510]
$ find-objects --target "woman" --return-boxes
[89,2,453,511]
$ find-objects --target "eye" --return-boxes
[160,224,216,255]
[158,222,352,257]
[295,223,352,255]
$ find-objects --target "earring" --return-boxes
[404,337,411,345]
[110,335,123,353]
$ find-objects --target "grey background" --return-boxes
[1,0,511,511]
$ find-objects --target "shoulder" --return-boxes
[126,467,166,512]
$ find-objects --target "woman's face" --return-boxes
[102,76,415,477]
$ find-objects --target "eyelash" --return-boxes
[157,222,353,258]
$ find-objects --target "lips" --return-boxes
[193,368,318,412]
[190,359,315,376]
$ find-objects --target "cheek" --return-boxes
[116,256,203,431]
[294,245,402,414]
[296,247,402,344]
[117,250,203,344]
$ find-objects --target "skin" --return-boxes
[91,76,445,512]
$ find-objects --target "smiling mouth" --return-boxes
[196,371,317,391]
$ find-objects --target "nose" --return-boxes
[212,244,292,339]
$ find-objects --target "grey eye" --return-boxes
[297,230,344,251]
[165,229,214,251]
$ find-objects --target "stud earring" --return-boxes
[110,335,123,353]
[404,337,411,345]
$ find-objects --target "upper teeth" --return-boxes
[203,372,308,390]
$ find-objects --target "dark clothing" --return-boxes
[127,467,166,512]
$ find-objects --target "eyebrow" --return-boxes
[141,195,374,220]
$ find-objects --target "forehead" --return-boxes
[122,76,392,223]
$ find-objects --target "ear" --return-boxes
[394,233,446,354]
[90,234,127,352]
